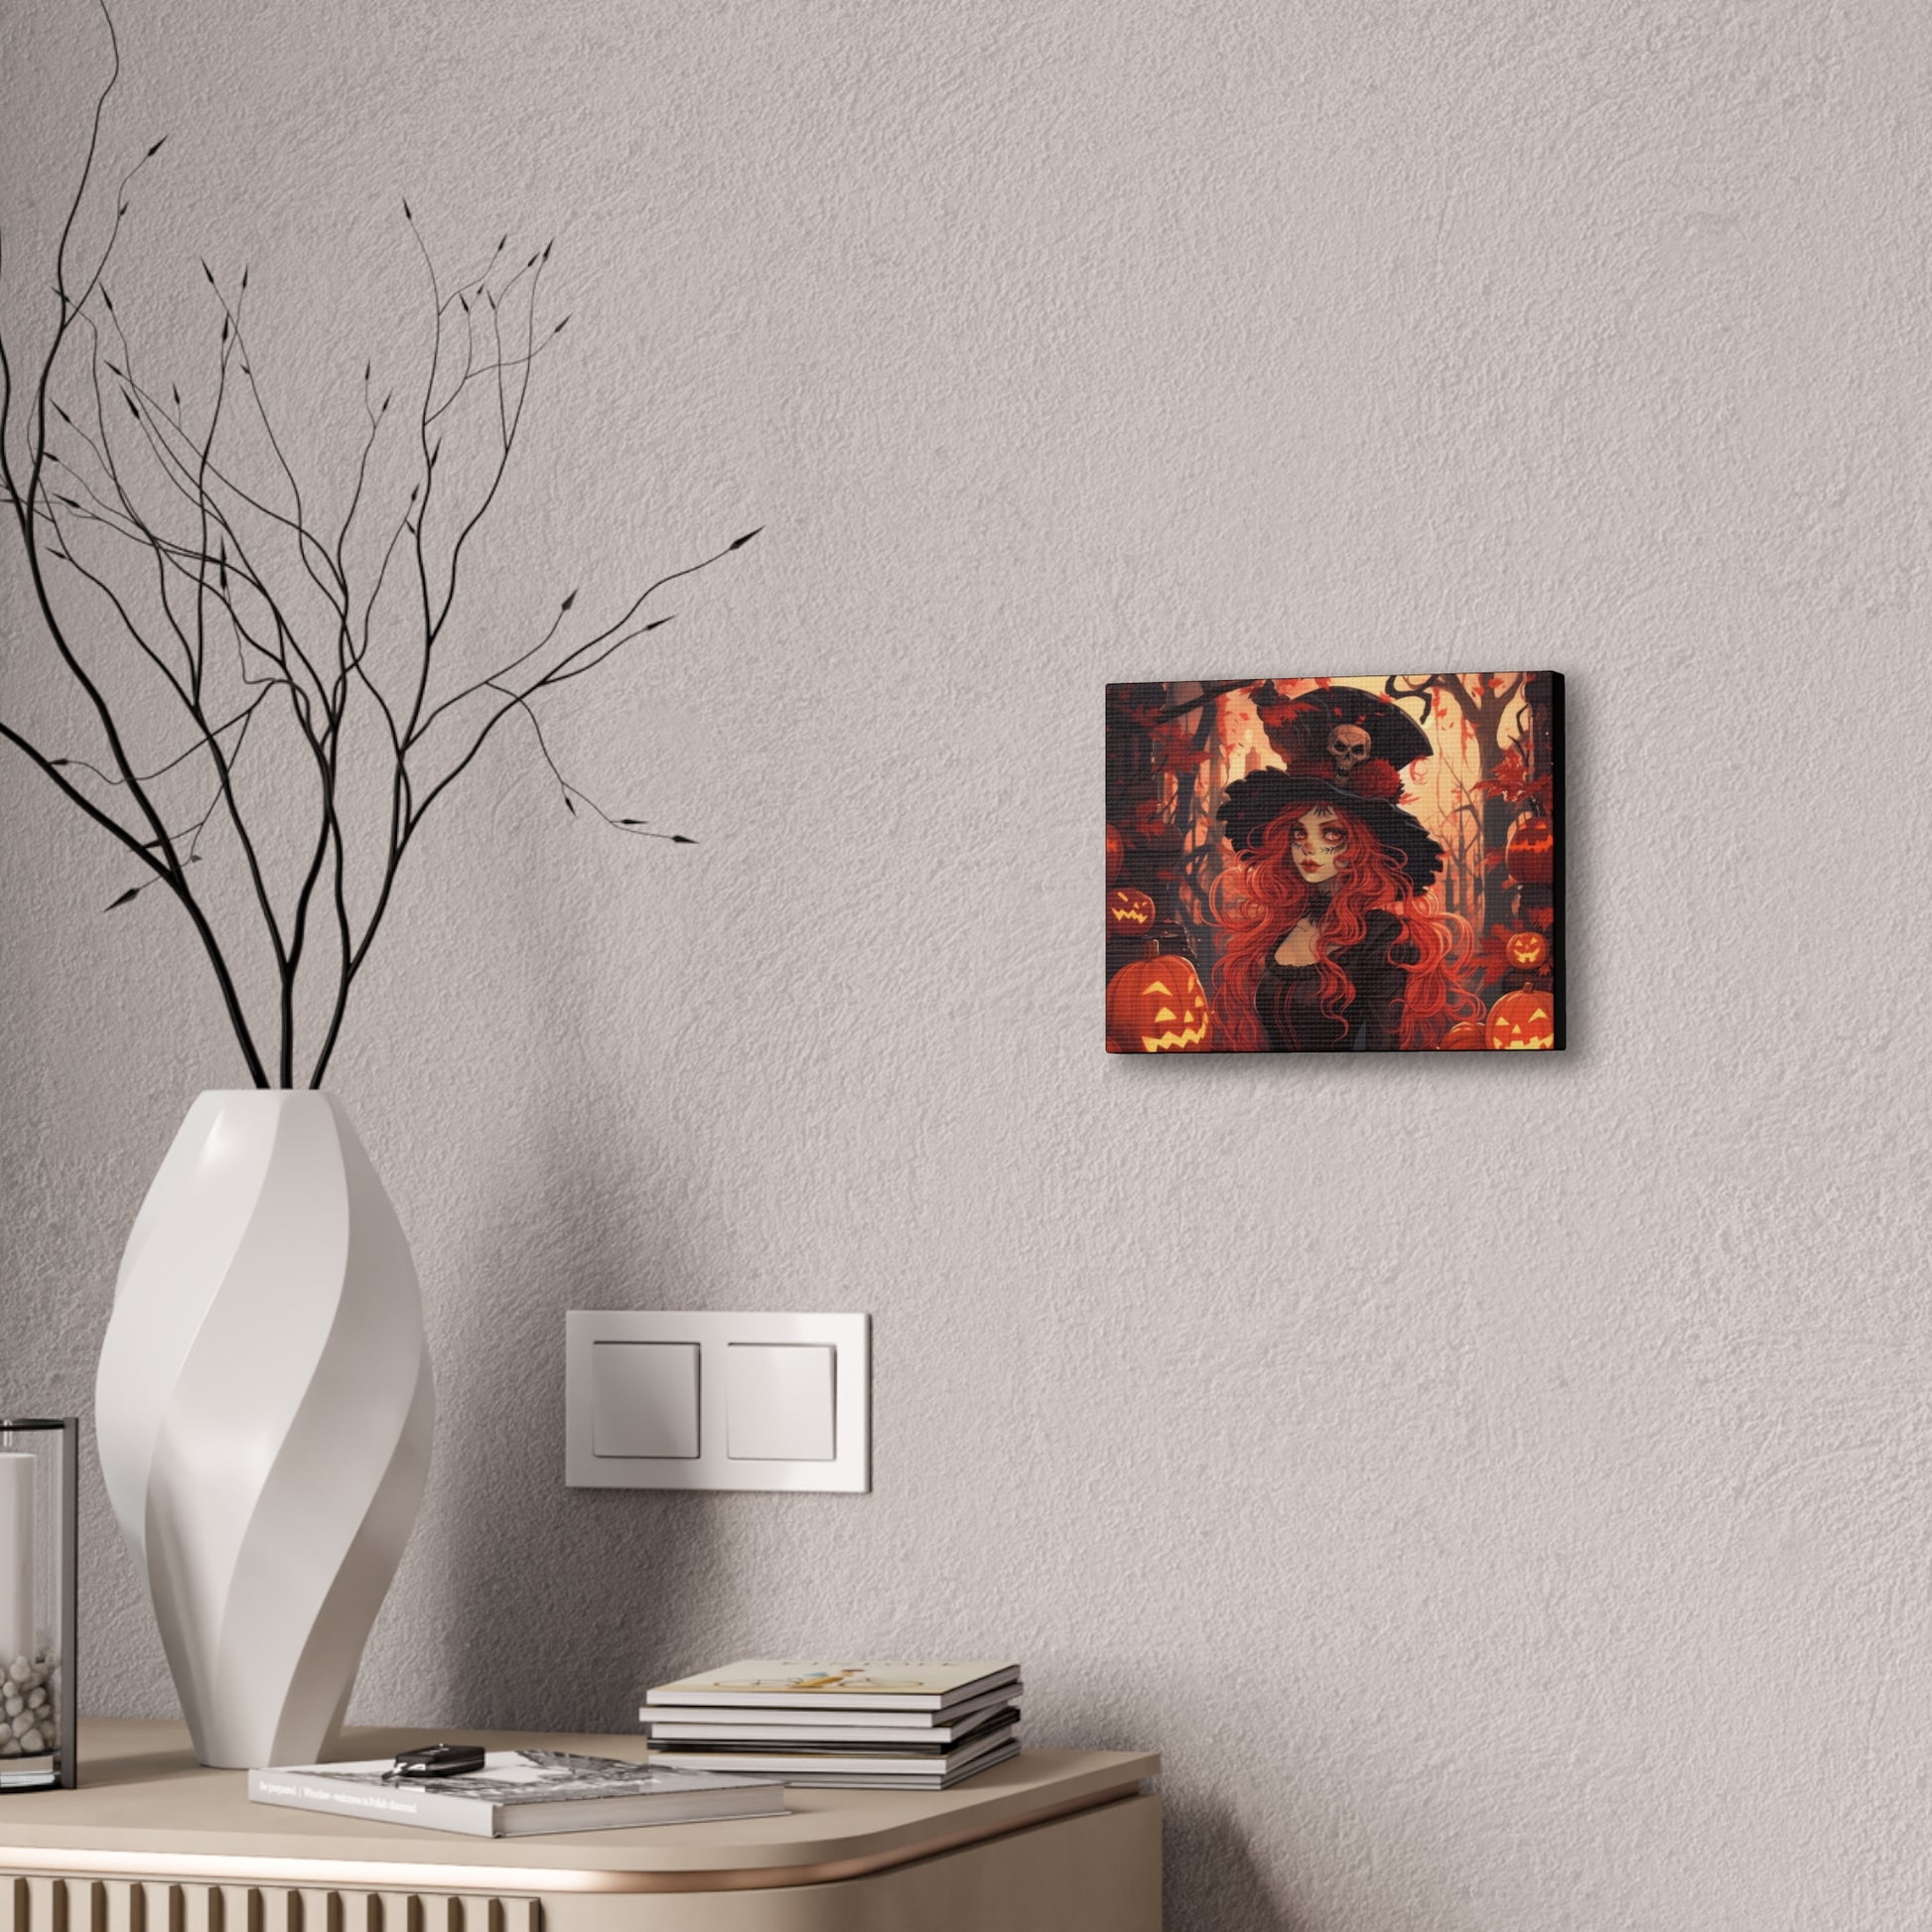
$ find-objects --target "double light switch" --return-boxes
[566,1311,868,1492]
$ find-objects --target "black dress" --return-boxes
[1256,907,1418,1052]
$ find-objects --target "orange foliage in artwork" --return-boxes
[1106,823,1124,885]
[1486,989,1556,1050]
[1106,954,1211,1053]
[1471,742,1555,816]
[1505,815,1555,888]
[1106,888,1156,930]
[1151,723,1211,779]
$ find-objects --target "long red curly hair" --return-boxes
[1212,802,1478,1049]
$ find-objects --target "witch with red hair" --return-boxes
[1212,691,1477,1051]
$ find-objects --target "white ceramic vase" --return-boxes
[96,1092,435,1768]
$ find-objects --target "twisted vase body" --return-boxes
[96,1092,434,1767]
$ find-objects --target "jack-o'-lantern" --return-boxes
[1486,989,1555,1050]
[1440,1020,1485,1051]
[1106,953,1211,1052]
[1503,928,1548,971]
[1106,823,1124,885]
[1106,888,1156,931]
[1505,815,1555,888]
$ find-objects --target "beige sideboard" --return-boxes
[0,1722,1161,1932]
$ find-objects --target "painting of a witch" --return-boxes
[1104,675,1564,1053]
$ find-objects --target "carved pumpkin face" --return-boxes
[1106,955,1210,1052]
[1106,823,1124,885]
[1441,1020,1486,1051]
[1505,815,1555,888]
[1503,929,1548,971]
[1486,989,1555,1050]
[1106,888,1156,931]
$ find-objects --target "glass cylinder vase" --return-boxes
[0,1418,77,1789]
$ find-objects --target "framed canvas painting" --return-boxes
[1104,674,1564,1053]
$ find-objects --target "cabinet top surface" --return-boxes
[0,1721,1158,1887]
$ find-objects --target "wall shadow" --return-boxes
[1165,1799,1307,1932]
[378,1064,741,1736]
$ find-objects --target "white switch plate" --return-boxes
[566,1311,869,1492]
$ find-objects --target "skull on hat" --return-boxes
[1326,724,1373,776]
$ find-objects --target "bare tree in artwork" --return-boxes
[1382,673,1530,931]
[0,3,758,1088]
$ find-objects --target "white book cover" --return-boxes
[248,1750,784,1838]
[639,1685,1022,1739]
[645,1661,1020,1712]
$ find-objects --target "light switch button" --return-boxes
[727,1344,836,1461]
[592,1341,699,1457]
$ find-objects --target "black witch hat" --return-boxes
[1252,683,1433,771]
[1221,690,1444,895]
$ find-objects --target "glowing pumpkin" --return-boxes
[1486,989,1555,1050]
[1503,929,1548,971]
[1106,888,1156,931]
[1106,954,1211,1052]
[1505,815,1555,888]
[1440,1020,1485,1051]
[1106,823,1125,885]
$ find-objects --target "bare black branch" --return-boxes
[1,2,757,1087]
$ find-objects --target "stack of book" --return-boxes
[640,1660,1023,1789]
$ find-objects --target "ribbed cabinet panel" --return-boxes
[0,1884,533,1932]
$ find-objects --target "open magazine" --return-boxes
[249,1748,784,1838]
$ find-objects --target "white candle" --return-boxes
[0,1452,35,1666]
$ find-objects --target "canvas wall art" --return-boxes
[1104,675,1565,1053]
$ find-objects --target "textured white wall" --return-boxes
[4,1,1930,1925]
